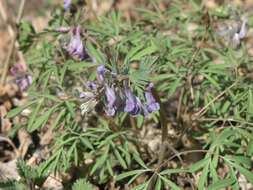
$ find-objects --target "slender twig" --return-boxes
[147,89,168,190]
[177,87,185,121]
[176,11,210,120]
[0,0,27,86]
[196,117,253,127]
[194,81,237,117]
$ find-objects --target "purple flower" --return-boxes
[63,0,72,9]
[123,81,146,117]
[239,17,247,39]
[96,66,107,84]
[87,81,97,91]
[103,84,125,116]
[10,67,16,75]
[145,83,160,113]
[105,84,116,108]
[66,25,87,60]
[10,64,32,91]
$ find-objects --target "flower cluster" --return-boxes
[219,16,247,47]
[94,66,160,117]
[56,24,96,62]
[10,64,32,91]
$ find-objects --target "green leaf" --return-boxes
[72,179,93,190]
[155,177,162,190]
[86,41,103,64]
[114,148,127,169]
[28,105,59,132]
[197,163,209,190]
[80,137,93,150]
[42,69,52,90]
[202,73,221,90]
[130,181,149,190]
[212,148,219,168]
[212,128,235,147]
[248,89,253,114]
[68,61,99,71]
[116,169,147,181]
[221,101,231,114]
[5,101,37,118]
[125,44,144,63]
[120,31,143,45]
[189,157,210,173]
[160,169,188,175]
[230,162,253,184]
[167,77,181,97]
[65,100,77,120]
[130,44,158,61]
[106,160,114,176]
[209,163,219,183]
[137,115,144,128]
[27,101,43,130]
[111,11,121,36]
[51,108,66,130]
[247,140,253,156]
[133,153,148,169]
[206,178,236,190]
[225,156,251,167]
[36,93,63,103]
[90,145,110,175]
[151,74,177,82]
[160,175,181,190]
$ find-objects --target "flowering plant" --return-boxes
[2,1,253,190]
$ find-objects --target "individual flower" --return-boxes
[63,0,72,9]
[218,15,247,48]
[66,25,85,60]
[96,66,107,84]
[104,84,125,116]
[239,16,247,39]
[123,81,146,117]
[145,83,160,113]
[105,84,117,108]
[10,64,32,91]
[19,76,33,91]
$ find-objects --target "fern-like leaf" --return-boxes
[0,179,27,190]
[72,179,94,190]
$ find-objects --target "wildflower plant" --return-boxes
[2,0,253,190]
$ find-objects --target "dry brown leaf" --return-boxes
[18,129,33,158]
[0,159,19,180]
[0,105,12,133]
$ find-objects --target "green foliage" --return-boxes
[5,0,253,189]
[0,160,50,190]
[72,179,93,190]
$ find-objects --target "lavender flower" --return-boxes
[145,83,160,113]
[63,0,72,9]
[123,81,146,117]
[105,84,117,108]
[96,66,106,84]
[66,25,85,59]
[10,64,32,91]
[87,81,97,91]
[239,17,247,39]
